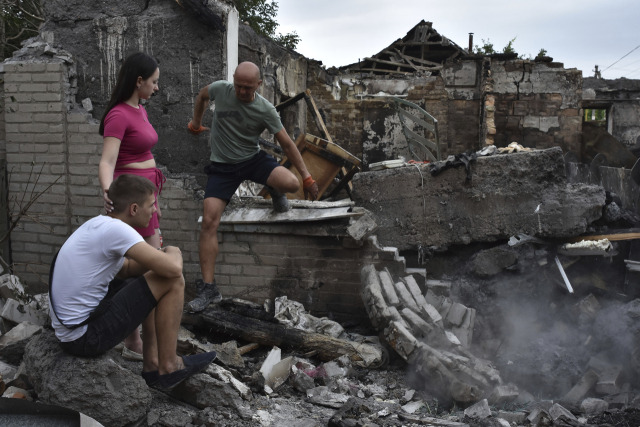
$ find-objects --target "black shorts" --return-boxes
[204,150,280,202]
[59,276,157,357]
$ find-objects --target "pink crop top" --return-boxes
[103,103,158,167]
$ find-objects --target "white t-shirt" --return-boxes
[50,215,144,342]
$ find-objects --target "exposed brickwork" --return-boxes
[305,78,364,159]
[1,58,403,322]
[215,228,404,322]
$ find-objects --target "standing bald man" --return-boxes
[186,61,319,313]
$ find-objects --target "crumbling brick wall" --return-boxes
[307,59,583,167]
[490,61,583,153]
[215,228,401,322]
[2,57,390,321]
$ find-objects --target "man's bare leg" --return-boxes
[186,197,225,313]
[265,166,300,213]
[198,197,226,284]
[124,229,161,354]
[143,267,185,374]
[266,166,300,194]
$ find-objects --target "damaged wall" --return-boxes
[307,58,583,167]
[0,55,388,322]
[38,0,308,186]
[1,4,308,293]
[583,77,640,150]
[351,147,605,251]
[489,60,583,153]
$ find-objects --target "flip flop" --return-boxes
[152,351,217,391]
[141,370,159,386]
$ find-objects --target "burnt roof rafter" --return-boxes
[342,19,466,76]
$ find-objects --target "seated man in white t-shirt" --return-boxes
[49,174,215,391]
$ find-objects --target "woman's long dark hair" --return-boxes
[99,52,158,135]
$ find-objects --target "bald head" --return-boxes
[234,62,261,82]
[233,62,262,103]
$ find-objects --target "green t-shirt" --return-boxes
[207,81,283,163]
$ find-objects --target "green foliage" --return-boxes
[474,39,496,55]
[474,36,527,58]
[502,37,517,55]
[584,108,607,123]
[0,0,44,60]
[234,0,300,49]
[272,31,300,50]
[536,48,548,59]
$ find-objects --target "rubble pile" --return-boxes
[360,264,501,404]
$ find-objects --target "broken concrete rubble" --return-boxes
[352,147,606,250]
[360,264,501,403]
[0,274,636,425]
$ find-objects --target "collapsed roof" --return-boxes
[341,20,467,76]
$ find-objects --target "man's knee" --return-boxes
[269,168,299,193]
[201,216,220,235]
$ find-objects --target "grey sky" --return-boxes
[276,0,640,80]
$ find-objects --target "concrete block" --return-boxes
[497,410,527,425]
[464,398,491,419]
[346,209,377,241]
[596,366,623,395]
[526,408,550,426]
[425,279,451,296]
[386,306,407,329]
[1,298,48,326]
[393,280,420,312]
[445,330,461,346]
[0,275,25,300]
[402,275,428,307]
[0,322,42,365]
[562,369,598,406]
[489,384,519,405]
[425,289,444,309]
[580,398,608,415]
[400,307,433,339]
[0,359,18,382]
[379,270,399,306]
[445,302,468,326]
[385,321,417,359]
[451,307,475,348]
[549,403,578,422]
[421,302,443,326]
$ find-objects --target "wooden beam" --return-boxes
[356,68,415,76]
[185,306,381,365]
[567,232,640,243]
[303,90,333,143]
[275,91,306,112]
[384,49,441,67]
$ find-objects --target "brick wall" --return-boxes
[491,61,583,153]
[215,227,404,322]
[1,57,403,321]
[4,60,70,286]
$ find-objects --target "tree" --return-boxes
[234,0,300,50]
[0,0,44,61]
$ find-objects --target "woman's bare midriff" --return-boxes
[119,159,156,169]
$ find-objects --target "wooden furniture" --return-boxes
[261,133,361,201]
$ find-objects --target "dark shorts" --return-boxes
[59,276,157,357]
[204,150,280,202]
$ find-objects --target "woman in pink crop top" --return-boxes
[99,52,165,248]
[98,52,164,356]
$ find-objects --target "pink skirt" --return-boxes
[113,167,166,237]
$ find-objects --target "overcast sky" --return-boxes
[276,0,640,80]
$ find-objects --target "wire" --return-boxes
[602,44,640,73]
